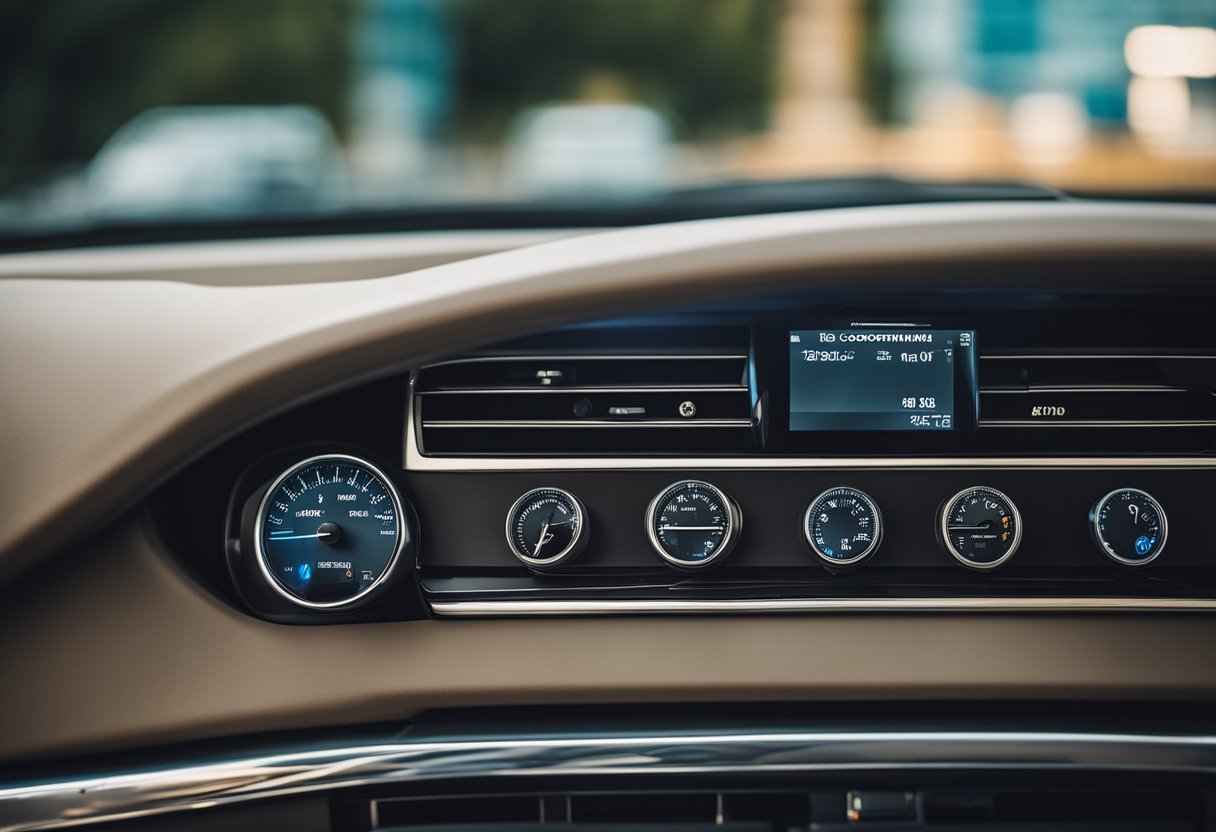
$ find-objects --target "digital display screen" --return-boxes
[789,328,977,431]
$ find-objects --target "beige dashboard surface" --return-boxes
[1,512,1214,763]
[0,229,580,285]
[2,201,1216,586]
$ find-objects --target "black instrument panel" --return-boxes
[149,275,1216,621]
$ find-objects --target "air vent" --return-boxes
[347,790,811,832]
[980,353,1216,429]
[414,351,755,455]
[339,784,1202,832]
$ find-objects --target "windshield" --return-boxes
[3,0,1215,240]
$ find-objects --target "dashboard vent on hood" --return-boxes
[414,349,755,455]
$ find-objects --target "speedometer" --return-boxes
[255,454,405,609]
[1090,487,1167,567]
[938,486,1021,571]
[645,479,741,570]
[803,486,882,568]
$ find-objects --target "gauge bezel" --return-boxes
[1090,487,1168,568]
[939,485,1022,571]
[802,486,884,568]
[645,479,742,570]
[504,487,589,570]
[253,453,406,610]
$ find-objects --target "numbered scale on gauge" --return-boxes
[803,487,883,568]
[1090,488,1167,567]
[646,479,741,570]
[505,488,588,570]
[938,486,1022,571]
[254,454,405,609]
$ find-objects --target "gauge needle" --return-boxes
[948,523,992,531]
[659,525,723,531]
[270,523,340,543]
[533,522,555,556]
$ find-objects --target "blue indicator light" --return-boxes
[1134,535,1152,556]
[298,563,312,582]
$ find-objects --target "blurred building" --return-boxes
[348,0,454,201]
[742,0,1216,189]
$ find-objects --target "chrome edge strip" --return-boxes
[5,729,1216,831]
[423,419,753,429]
[429,597,1216,616]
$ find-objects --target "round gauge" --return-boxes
[255,454,405,609]
[646,479,741,569]
[939,486,1021,571]
[803,486,883,568]
[1090,487,1167,567]
[505,487,588,569]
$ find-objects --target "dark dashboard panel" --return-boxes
[149,272,1216,622]
[413,467,1216,606]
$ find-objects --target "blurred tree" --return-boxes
[0,0,354,186]
[449,0,786,139]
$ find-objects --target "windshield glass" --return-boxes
[3,0,1215,237]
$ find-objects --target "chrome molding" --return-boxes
[423,354,749,366]
[981,420,1216,428]
[423,419,752,429]
[4,728,1216,831]
[418,385,748,394]
[429,597,1216,616]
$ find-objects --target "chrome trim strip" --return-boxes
[981,386,1196,393]
[423,419,752,429]
[982,354,1216,360]
[980,420,1216,428]
[423,354,749,366]
[419,386,749,394]
[429,597,1216,616]
[5,728,1216,831]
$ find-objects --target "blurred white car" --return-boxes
[88,106,346,219]
[507,103,673,198]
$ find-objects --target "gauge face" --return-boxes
[506,488,588,569]
[255,455,404,609]
[939,486,1021,570]
[646,479,740,569]
[803,487,882,568]
[1091,488,1167,566]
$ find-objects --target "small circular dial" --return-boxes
[939,486,1021,570]
[646,479,741,569]
[506,488,588,569]
[803,487,883,568]
[1090,488,1167,567]
[255,454,404,609]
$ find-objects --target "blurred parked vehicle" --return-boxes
[506,104,674,198]
[87,106,346,219]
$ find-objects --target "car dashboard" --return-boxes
[2,201,1216,831]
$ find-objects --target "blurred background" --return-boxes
[2,0,1215,232]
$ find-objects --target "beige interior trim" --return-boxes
[0,229,582,285]
[1,201,1215,583]
[1,512,1213,764]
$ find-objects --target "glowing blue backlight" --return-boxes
[298,563,312,582]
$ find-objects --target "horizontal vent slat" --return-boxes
[979,353,1216,429]
[415,352,754,455]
